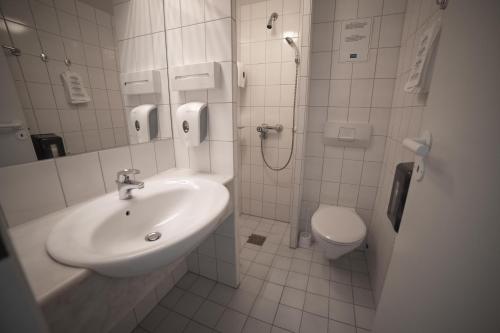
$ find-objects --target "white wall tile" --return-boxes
[182,24,206,65]
[205,0,231,20]
[0,160,66,227]
[98,146,133,192]
[210,141,234,175]
[56,152,106,206]
[206,18,232,62]
[181,0,205,26]
[130,142,158,179]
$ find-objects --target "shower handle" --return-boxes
[257,123,283,139]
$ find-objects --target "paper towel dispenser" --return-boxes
[129,104,158,144]
[176,102,208,147]
[323,121,372,148]
[120,70,161,95]
[387,162,414,233]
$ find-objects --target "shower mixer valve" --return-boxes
[257,123,283,139]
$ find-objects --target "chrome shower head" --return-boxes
[285,37,300,64]
[267,12,278,29]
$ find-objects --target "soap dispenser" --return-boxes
[176,102,208,147]
[129,104,158,143]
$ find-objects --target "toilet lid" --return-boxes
[311,205,366,244]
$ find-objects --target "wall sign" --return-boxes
[339,18,372,63]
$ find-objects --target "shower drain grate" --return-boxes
[247,234,266,246]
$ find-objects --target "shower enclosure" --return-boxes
[236,0,313,247]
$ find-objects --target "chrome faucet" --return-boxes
[116,169,144,200]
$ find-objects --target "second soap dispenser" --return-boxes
[176,102,208,147]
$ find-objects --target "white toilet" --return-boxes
[311,204,367,259]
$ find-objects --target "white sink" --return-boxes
[46,177,230,277]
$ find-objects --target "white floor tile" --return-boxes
[250,297,279,324]
[354,306,375,330]
[274,304,302,333]
[243,318,272,333]
[248,262,271,279]
[175,292,204,318]
[160,287,185,309]
[184,321,213,333]
[307,276,330,296]
[286,272,309,290]
[353,288,375,308]
[281,287,306,310]
[176,273,198,290]
[330,267,352,285]
[330,282,354,303]
[139,306,169,332]
[300,312,328,333]
[208,283,236,306]
[329,299,355,326]
[272,256,292,270]
[190,276,216,298]
[303,293,329,317]
[193,300,225,327]
[216,309,247,333]
[260,282,284,302]
[153,311,189,333]
[228,289,258,314]
[310,262,331,280]
[328,320,356,333]
[241,275,265,294]
[255,252,275,266]
[290,258,311,274]
[267,267,289,285]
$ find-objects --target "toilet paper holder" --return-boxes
[403,130,431,181]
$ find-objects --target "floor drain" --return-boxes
[145,232,161,242]
[247,234,266,246]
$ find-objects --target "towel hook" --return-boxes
[1,44,21,56]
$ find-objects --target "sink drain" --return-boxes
[145,232,161,242]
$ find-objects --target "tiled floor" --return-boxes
[133,214,375,333]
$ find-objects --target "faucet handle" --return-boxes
[117,169,140,182]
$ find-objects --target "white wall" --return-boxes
[373,0,500,331]
[367,0,439,303]
[0,0,128,153]
[301,0,406,233]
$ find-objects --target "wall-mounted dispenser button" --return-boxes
[182,121,189,133]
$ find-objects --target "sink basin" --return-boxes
[46,177,230,277]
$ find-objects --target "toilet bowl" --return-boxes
[311,204,367,259]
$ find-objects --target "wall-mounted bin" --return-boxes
[120,70,161,95]
[323,121,372,148]
[170,62,220,91]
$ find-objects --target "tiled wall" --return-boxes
[0,139,175,227]
[0,0,128,154]
[185,213,240,287]
[238,0,312,225]
[299,0,407,233]
[367,0,440,304]
[161,0,236,175]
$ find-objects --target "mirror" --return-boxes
[0,0,172,168]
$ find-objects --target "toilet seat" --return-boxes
[311,205,366,245]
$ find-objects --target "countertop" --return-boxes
[8,169,233,304]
